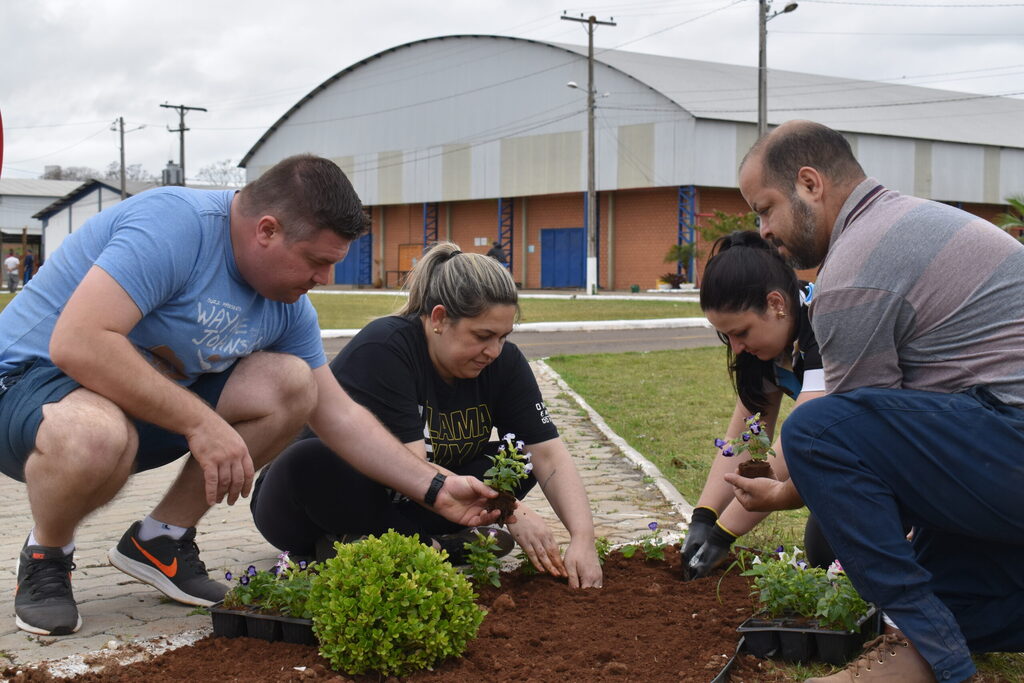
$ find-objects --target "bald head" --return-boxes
[742,120,866,195]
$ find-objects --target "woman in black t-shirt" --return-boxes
[681,231,833,579]
[252,243,602,588]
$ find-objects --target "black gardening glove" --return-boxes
[684,523,737,580]
[680,507,718,576]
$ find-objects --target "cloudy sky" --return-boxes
[2,0,1020,183]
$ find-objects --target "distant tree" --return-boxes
[41,165,100,181]
[196,159,246,188]
[994,195,1024,244]
[104,162,156,183]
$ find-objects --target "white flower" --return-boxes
[523,451,532,461]
[525,462,534,473]
[516,440,525,451]
[503,433,515,442]
[827,560,845,581]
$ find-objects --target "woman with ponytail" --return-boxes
[251,242,602,588]
[681,230,833,579]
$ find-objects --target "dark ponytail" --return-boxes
[699,231,800,413]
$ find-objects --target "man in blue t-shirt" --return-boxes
[0,154,502,636]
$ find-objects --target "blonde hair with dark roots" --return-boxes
[397,242,519,322]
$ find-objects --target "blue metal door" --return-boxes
[540,228,585,288]
[333,233,373,285]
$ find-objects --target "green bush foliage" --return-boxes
[309,530,485,677]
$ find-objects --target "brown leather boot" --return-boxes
[805,632,937,682]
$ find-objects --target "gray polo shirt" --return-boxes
[810,178,1024,406]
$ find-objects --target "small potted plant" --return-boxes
[715,413,775,478]
[658,271,688,290]
[483,433,532,523]
[737,548,879,664]
[212,552,318,645]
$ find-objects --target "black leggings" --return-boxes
[803,513,836,569]
[250,437,537,556]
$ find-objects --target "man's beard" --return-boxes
[775,195,824,270]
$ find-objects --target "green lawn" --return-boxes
[307,293,703,329]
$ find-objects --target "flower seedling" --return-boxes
[742,547,872,631]
[462,529,504,588]
[714,413,775,462]
[621,522,668,562]
[594,536,612,565]
[815,560,871,631]
[222,552,316,619]
[483,433,533,523]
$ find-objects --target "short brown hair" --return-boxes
[745,121,865,192]
[238,154,370,242]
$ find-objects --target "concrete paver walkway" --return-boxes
[0,361,688,676]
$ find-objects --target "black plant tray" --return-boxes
[210,602,317,646]
[737,606,880,666]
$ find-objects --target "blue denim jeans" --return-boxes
[782,386,1024,682]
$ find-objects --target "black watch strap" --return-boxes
[424,473,447,507]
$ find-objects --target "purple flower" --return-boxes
[775,545,785,554]
[750,423,762,435]
[722,445,734,457]
[298,560,308,570]
[270,566,280,576]
[742,433,751,442]
[246,565,257,577]
[648,522,659,531]
[714,438,726,448]
[225,571,233,582]
[240,574,250,585]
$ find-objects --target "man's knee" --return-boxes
[222,352,317,421]
[32,390,137,477]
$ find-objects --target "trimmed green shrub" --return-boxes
[309,530,485,676]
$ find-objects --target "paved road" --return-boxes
[323,325,721,359]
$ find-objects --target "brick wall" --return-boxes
[361,189,1009,291]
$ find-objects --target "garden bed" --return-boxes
[3,546,793,682]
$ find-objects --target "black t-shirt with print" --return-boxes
[331,315,558,470]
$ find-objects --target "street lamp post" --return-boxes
[562,12,615,295]
[758,1,798,138]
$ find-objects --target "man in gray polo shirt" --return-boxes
[726,120,1024,683]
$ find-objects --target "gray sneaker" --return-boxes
[15,540,82,635]
[108,521,227,606]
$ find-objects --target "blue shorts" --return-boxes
[0,359,237,482]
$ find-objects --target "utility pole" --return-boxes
[110,117,146,198]
[159,102,207,185]
[561,12,615,296]
[758,1,798,138]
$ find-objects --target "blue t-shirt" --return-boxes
[0,187,326,383]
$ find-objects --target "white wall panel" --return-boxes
[693,120,739,188]
[856,135,915,195]
[932,142,984,203]
[1000,149,1024,200]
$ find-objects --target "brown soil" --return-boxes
[737,461,775,479]
[4,547,792,683]
[484,490,517,524]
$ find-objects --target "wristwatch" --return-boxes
[424,473,447,507]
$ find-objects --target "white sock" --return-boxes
[28,529,75,556]
[137,515,188,541]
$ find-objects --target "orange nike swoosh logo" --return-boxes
[131,538,178,578]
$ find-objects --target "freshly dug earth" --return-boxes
[5,547,790,682]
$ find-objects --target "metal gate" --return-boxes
[333,232,373,285]
[540,227,585,288]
